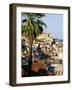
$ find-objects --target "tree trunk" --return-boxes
[28,40,33,76]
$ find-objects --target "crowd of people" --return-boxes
[21,38,63,77]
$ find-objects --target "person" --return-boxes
[32,51,38,61]
[42,46,49,60]
[36,43,41,52]
[48,63,54,73]
[51,39,56,46]
[38,49,45,59]
[44,46,48,55]
[32,47,36,53]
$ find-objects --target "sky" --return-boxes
[21,13,63,40]
[41,14,63,40]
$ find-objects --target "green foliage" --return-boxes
[22,13,47,41]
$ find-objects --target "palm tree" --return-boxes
[22,13,47,76]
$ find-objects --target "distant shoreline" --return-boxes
[54,38,63,42]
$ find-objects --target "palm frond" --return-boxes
[37,20,47,28]
[21,13,47,41]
